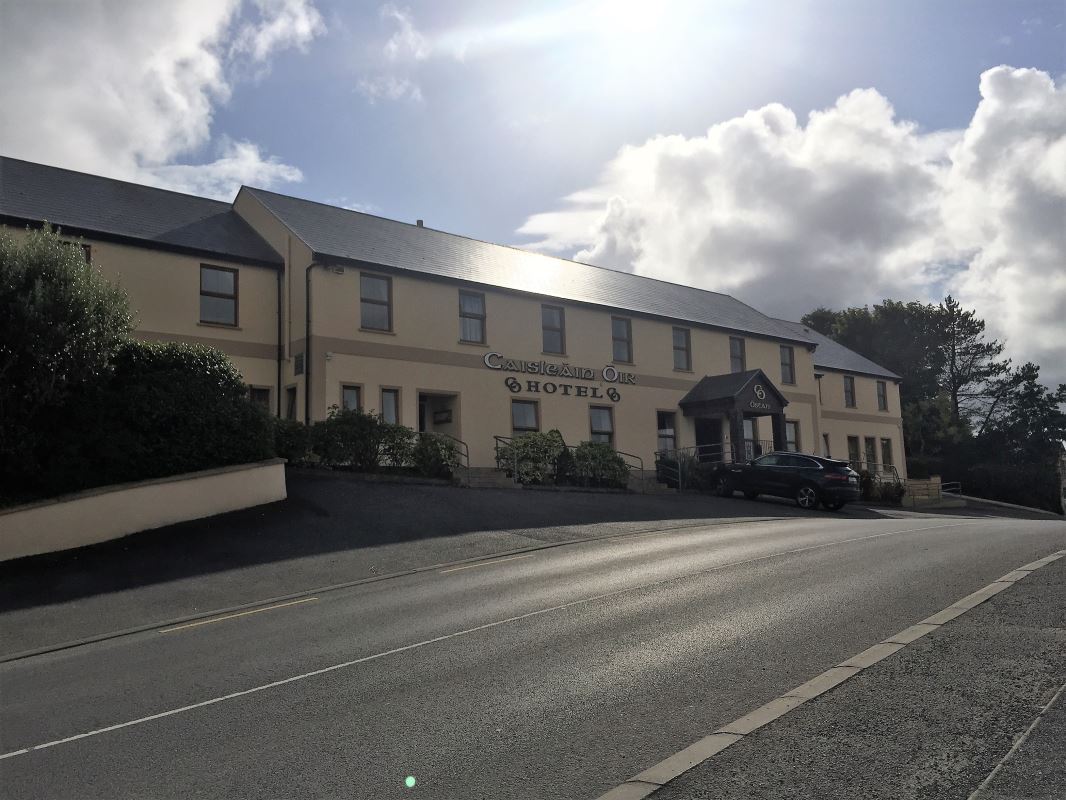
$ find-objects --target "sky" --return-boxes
[1,0,1064,386]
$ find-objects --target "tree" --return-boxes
[0,226,132,474]
[936,296,1011,428]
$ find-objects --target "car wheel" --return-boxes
[822,499,844,511]
[715,476,732,497]
[743,491,758,500]
[796,484,820,509]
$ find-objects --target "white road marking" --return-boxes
[594,548,1066,799]
[438,553,535,574]
[159,598,318,633]
[0,521,979,761]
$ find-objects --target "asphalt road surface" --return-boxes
[1,513,1063,799]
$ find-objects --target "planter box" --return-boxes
[0,459,287,562]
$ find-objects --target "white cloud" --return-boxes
[518,66,1066,387]
[0,0,323,198]
[381,4,430,61]
[357,75,423,104]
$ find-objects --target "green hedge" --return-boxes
[20,340,274,499]
[497,432,630,490]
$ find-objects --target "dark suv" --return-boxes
[714,452,860,511]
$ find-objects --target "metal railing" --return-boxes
[654,440,778,492]
[847,460,902,485]
[941,481,962,496]
[493,433,645,491]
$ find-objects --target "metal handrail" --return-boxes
[494,433,644,491]
[941,481,962,496]
[847,460,902,485]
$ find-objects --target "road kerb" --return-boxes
[591,547,1064,800]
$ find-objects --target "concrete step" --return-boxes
[461,468,516,489]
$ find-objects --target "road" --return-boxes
[1,512,1063,799]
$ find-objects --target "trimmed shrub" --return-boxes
[497,430,566,485]
[379,422,416,468]
[274,418,312,465]
[571,441,631,489]
[39,340,274,495]
[310,407,384,471]
[412,434,460,479]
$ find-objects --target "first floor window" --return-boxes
[542,305,565,354]
[200,265,238,326]
[589,406,614,445]
[730,337,746,373]
[360,273,392,331]
[780,345,796,385]
[380,388,399,424]
[459,290,486,343]
[285,386,297,421]
[612,317,633,363]
[656,411,676,452]
[877,380,888,411]
[785,420,800,452]
[822,433,831,458]
[342,384,362,411]
[881,438,894,467]
[511,400,539,435]
[672,327,691,371]
[847,435,860,466]
[844,375,857,407]
[249,387,271,410]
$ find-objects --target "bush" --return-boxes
[37,340,274,495]
[497,430,566,485]
[571,441,631,489]
[0,226,132,482]
[310,406,383,471]
[379,422,416,468]
[412,434,461,479]
[274,418,311,464]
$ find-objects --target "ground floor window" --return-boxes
[785,420,800,452]
[864,436,878,469]
[881,438,893,467]
[743,418,758,460]
[822,433,831,458]
[249,386,271,410]
[342,384,362,411]
[656,411,676,452]
[590,406,614,445]
[285,386,297,420]
[511,400,539,435]
[380,388,399,424]
[847,435,860,467]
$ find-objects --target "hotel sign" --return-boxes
[483,352,635,402]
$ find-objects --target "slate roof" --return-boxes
[241,187,814,345]
[0,157,281,266]
[773,318,901,380]
[679,369,787,407]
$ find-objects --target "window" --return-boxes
[249,387,271,410]
[881,438,894,467]
[341,384,362,411]
[541,305,565,354]
[360,273,392,331]
[285,386,297,421]
[589,406,614,445]
[672,327,691,371]
[847,435,860,466]
[80,243,91,263]
[822,432,831,457]
[459,290,486,343]
[380,388,400,424]
[844,375,856,408]
[864,436,878,468]
[656,411,677,452]
[743,417,758,460]
[730,337,746,373]
[511,400,539,435]
[612,317,633,363]
[785,420,800,452]
[780,345,796,385]
[876,380,888,411]
[200,265,238,326]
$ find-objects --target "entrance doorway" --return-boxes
[418,392,460,438]
[694,417,722,461]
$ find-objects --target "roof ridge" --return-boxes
[0,155,230,208]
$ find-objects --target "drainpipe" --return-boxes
[304,262,320,426]
[276,267,283,419]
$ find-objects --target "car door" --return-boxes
[779,455,821,498]
[745,454,780,493]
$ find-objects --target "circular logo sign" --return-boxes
[754,384,766,400]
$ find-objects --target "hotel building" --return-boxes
[0,156,906,477]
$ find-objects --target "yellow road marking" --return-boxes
[160,597,319,633]
[438,554,535,574]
